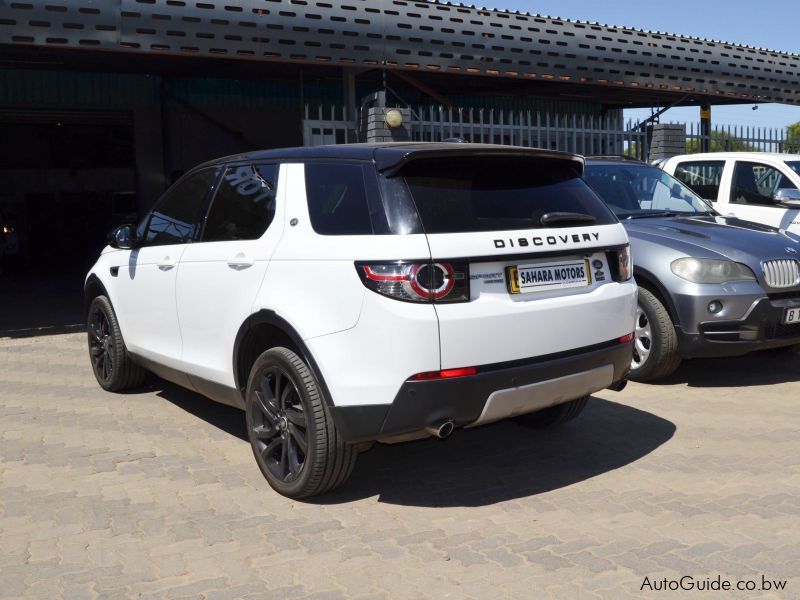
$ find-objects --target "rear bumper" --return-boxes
[330,339,632,442]
[678,296,800,358]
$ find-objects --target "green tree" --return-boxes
[786,121,800,153]
[686,130,759,153]
[624,141,643,159]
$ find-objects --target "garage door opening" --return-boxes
[0,109,137,336]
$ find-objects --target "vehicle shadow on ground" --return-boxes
[150,383,675,507]
[322,398,675,507]
[150,382,249,442]
[650,348,800,388]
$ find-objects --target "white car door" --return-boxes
[176,163,285,389]
[724,159,800,232]
[112,168,218,368]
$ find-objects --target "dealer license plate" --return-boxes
[507,259,591,294]
[783,308,800,325]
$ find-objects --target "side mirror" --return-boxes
[107,224,137,249]
[773,188,800,208]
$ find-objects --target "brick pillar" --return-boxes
[648,124,686,162]
[362,107,411,143]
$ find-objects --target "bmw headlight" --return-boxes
[670,258,756,284]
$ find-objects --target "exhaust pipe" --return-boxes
[426,419,455,439]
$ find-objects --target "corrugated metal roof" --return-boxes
[429,1,800,58]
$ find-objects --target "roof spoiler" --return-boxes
[376,147,585,177]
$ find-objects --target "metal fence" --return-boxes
[682,122,793,154]
[408,106,648,158]
[303,104,649,158]
[302,105,797,158]
[302,106,357,147]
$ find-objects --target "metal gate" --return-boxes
[302,104,647,160]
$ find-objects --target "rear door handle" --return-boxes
[157,256,176,271]
[227,253,254,270]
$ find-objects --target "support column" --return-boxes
[648,124,686,162]
[343,68,357,121]
[700,104,711,153]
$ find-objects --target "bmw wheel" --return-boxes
[630,287,681,382]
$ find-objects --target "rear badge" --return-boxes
[592,260,605,281]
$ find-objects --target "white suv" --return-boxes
[85,143,637,498]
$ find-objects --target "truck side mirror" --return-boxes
[773,188,800,208]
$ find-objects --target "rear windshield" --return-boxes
[391,156,616,234]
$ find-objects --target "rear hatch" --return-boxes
[378,151,635,369]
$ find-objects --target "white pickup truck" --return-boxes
[661,153,800,232]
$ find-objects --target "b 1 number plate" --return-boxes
[783,307,800,325]
[507,259,591,294]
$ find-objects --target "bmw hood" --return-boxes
[623,215,800,264]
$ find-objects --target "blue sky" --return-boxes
[487,0,800,130]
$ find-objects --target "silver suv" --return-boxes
[586,158,800,381]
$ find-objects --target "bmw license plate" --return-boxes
[783,308,800,325]
[507,259,590,294]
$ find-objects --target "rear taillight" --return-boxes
[410,367,477,380]
[607,245,632,282]
[356,260,470,303]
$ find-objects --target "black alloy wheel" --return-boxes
[245,347,357,498]
[88,305,114,384]
[250,366,309,483]
[86,295,146,392]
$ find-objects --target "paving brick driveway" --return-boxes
[1,333,798,599]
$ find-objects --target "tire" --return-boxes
[87,295,146,392]
[245,347,356,499]
[630,287,682,382]
[514,395,589,429]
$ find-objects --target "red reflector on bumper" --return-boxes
[618,332,635,344]
[410,367,478,381]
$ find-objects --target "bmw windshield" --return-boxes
[584,163,715,219]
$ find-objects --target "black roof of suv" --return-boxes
[195,143,585,175]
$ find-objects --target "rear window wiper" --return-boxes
[540,212,597,226]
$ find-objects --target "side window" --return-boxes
[143,169,216,245]
[305,162,372,235]
[203,164,278,242]
[673,161,724,201]
[730,161,797,206]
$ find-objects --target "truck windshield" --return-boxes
[584,163,714,219]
